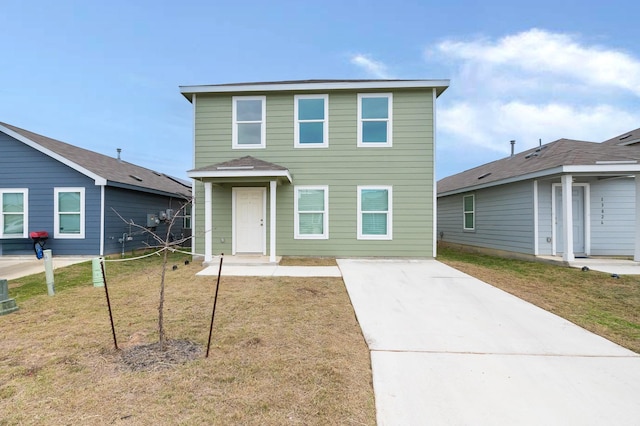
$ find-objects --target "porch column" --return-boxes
[561,175,575,262]
[269,180,277,263]
[635,175,640,261]
[204,181,213,263]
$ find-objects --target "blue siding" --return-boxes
[0,132,101,255]
[1,132,187,257]
[104,187,188,256]
[437,181,535,255]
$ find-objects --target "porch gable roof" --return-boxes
[187,156,292,183]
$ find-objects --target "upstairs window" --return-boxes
[295,95,328,147]
[294,186,328,239]
[357,186,392,240]
[0,189,28,238]
[463,194,475,230]
[54,188,85,238]
[233,96,266,148]
[358,93,392,147]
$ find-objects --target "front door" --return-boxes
[555,185,586,254]
[233,187,265,254]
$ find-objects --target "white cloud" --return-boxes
[440,101,639,154]
[432,28,640,174]
[350,54,392,79]
[437,28,640,96]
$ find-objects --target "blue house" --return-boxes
[437,127,640,262]
[0,122,191,257]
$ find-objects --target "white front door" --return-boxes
[555,185,586,254]
[233,187,266,254]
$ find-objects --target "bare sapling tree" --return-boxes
[112,199,192,351]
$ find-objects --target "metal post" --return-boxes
[43,249,55,296]
[206,255,224,358]
[100,259,118,350]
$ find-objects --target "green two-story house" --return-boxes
[180,79,449,262]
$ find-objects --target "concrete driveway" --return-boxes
[338,259,640,425]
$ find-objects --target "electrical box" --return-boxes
[166,209,174,220]
[158,211,167,221]
[147,214,159,227]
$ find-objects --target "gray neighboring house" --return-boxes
[437,127,640,262]
[0,122,191,257]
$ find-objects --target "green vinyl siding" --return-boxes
[192,89,435,257]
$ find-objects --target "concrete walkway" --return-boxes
[338,259,640,426]
[0,256,94,280]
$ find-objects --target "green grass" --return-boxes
[437,245,640,353]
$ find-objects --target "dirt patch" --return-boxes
[120,339,202,372]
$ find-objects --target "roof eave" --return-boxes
[187,169,293,183]
[180,80,450,102]
[438,163,640,197]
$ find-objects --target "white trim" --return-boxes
[294,185,329,239]
[54,187,85,239]
[357,185,393,240]
[269,181,277,262]
[294,94,329,148]
[0,188,29,239]
[634,175,640,261]
[99,185,105,256]
[561,176,574,261]
[188,169,292,183]
[192,94,197,170]
[357,93,393,147]
[552,181,590,260]
[232,96,266,149]
[533,180,539,256]
[191,181,196,257]
[0,125,107,186]
[204,182,212,262]
[432,88,437,257]
[180,80,450,97]
[462,194,475,231]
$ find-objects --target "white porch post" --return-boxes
[204,181,213,263]
[634,175,640,261]
[561,175,575,262]
[269,180,277,263]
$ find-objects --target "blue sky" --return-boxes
[2,0,639,180]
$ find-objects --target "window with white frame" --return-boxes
[0,189,28,238]
[54,188,85,238]
[294,186,328,239]
[357,186,392,239]
[294,94,328,147]
[463,194,475,230]
[357,93,392,147]
[233,96,266,148]
[183,204,192,229]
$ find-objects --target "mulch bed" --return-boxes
[120,339,203,372]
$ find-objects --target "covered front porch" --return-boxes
[537,169,640,262]
[188,156,292,264]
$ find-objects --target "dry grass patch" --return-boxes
[279,256,337,266]
[438,246,640,353]
[0,257,375,425]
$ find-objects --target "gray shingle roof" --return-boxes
[437,137,640,195]
[601,127,640,146]
[1,122,191,198]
